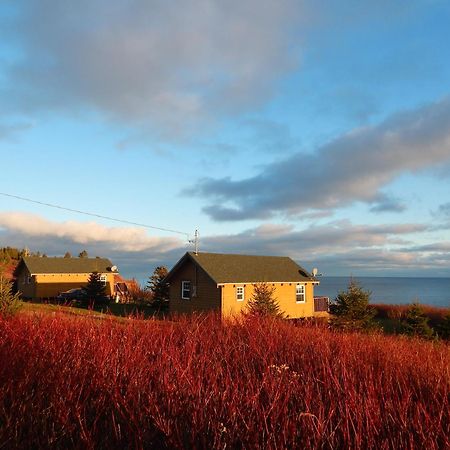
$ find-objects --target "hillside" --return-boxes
[0,312,448,448]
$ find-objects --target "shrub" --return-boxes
[436,311,450,340]
[0,272,21,318]
[330,279,377,331]
[81,272,108,308]
[146,266,169,309]
[246,282,284,318]
[400,302,434,339]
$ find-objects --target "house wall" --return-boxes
[17,271,115,299]
[221,282,317,319]
[168,259,221,315]
[16,266,35,298]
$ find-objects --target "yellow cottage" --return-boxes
[165,252,328,319]
[15,256,117,300]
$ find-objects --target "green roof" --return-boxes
[19,257,115,274]
[167,252,313,284]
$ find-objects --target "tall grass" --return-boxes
[0,312,449,448]
[374,303,449,329]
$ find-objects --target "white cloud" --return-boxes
[0,212,183,253]
[1,211,448,277]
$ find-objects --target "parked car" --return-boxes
[56,288,87,303]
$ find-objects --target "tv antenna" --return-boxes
[188,229,199,255]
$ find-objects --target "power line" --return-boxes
[0,191,190,238]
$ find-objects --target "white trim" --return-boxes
[296,283,306,303]
[236,286,245,302]
[181,280,191,300]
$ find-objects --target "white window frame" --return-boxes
[296,283,306,303]
[100,274,107,286]
[236,286,245,302]
[181,280,191,300]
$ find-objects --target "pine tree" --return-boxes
[146,266,169,308]
[246,283,284,318]
[401,302,434,339]
[437,311,450,340]
[330,279,377,332]
[0,271,21,318]
[82,272,107,307]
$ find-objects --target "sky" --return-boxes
[1,0,450,281]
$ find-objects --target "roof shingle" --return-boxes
[169,252,313,283]
[20,257,114,274]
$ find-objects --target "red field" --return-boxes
[0,312,449,448]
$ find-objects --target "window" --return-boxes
[100,275,107,286]
[182,281,191,299]
[296,284,305,303]
[236,286,245,301]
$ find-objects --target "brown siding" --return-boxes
[168,258,221,315]
[16,266,36,299]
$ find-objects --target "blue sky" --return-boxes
[1,0,450,280]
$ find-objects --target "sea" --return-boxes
[314,277,450,308]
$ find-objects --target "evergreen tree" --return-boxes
[330,279,377,332]
[401,302,434,339]
[146,266,169,308]
[0,271,21,318]
[78,250,88,258]
[437,311,450,340]
[64,252,72,258]
[82,271,107,307]
[246,283,284,318]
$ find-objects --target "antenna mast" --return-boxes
[188,229,199,255]
[194,229,199,255]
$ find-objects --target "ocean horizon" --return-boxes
[314,276,450,308]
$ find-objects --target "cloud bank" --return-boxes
[190,97,450,220]
[2,211,449,278]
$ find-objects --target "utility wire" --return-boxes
[0,191,190,238]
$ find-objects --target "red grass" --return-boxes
[373,303,449,327]
[0,312,449,448]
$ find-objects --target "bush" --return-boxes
[0,272,21,318]
[81,272,109,308]
[437,311,450,340]
[246,282,284,318]
[330,279,377,332]
[400,302,434,339]
[146,266,169,309]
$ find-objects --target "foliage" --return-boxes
[330,279,377,332]
[0,272,21,318]
[246,282,284,318]
[81,272,108,307]
[0,313,448,448]
[78,250,89,258]
[436,311,450,340]
[127,281,153,304]
[146,266,169,308]
[400,302,435,339]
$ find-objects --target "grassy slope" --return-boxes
[0,311,448,448]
